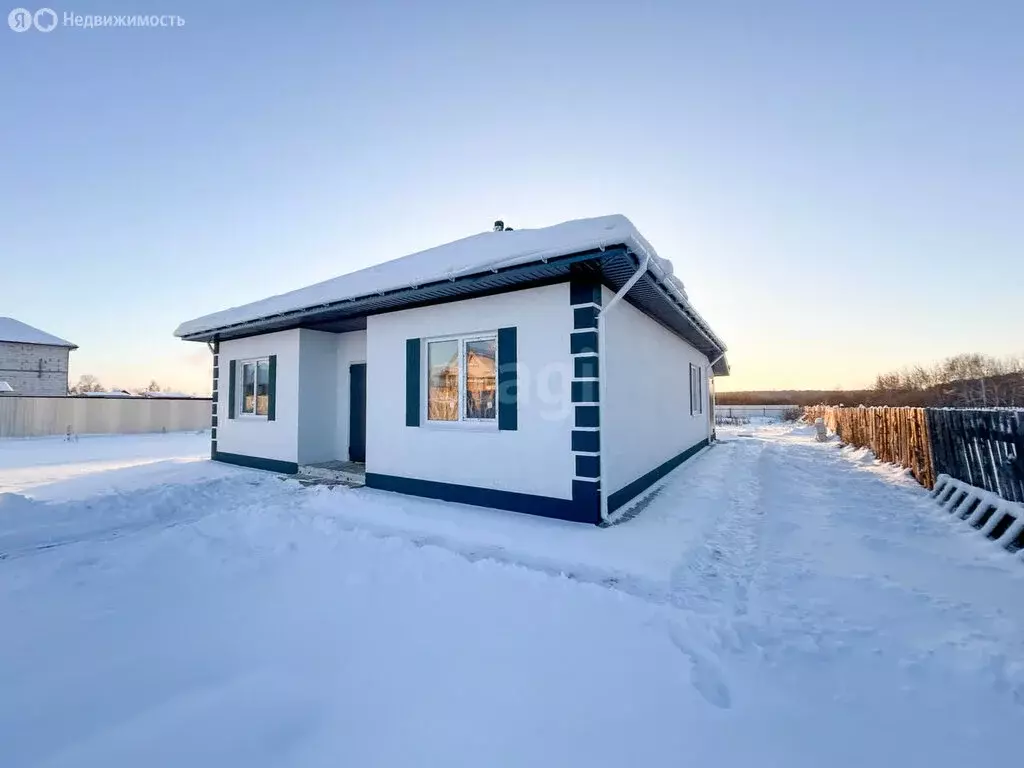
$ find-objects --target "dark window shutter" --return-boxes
[228,360,237,419]
[406,338,420,427]
[498,326,518,431]
[267,355,277,421]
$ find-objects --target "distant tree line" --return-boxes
[717,353,1024,408]
[69,376,170,396]
[872,353,1023,407]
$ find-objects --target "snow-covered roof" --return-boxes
[0,317,77,348]
[176,215,691,338]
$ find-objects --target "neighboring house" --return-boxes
[175,215,728,525]
[0,318,77,396]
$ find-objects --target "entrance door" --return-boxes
[349,363,367,462]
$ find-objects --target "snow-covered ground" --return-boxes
[1,425,1022,767]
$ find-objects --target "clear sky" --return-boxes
[3,0,1022,394]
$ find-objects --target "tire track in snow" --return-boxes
[742,433,1024,707]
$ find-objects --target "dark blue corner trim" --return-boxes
[571,429,600,452]
[574,355,599,379]
[607,438,710,514]
[571,380,599,403]
[569,278,602,306]
[575,454,600,478]
[570,330,598,355]
[366,473,600,524]
[213,450,299,475]
[573,305,599,329]
[211,340,220,459]
[497,326,518,431]
[572,480,600,523]
[575,405,600,428]
[405,338,420,427]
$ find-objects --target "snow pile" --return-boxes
[2,424,1023,766]
[0,317,76,348]
[175,214,688,337]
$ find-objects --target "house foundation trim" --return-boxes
[606,437,710,514]
[366,473,603,525]
[213,450,299,475]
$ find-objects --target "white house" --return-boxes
[175,215,728,525]
[0,317,77,396]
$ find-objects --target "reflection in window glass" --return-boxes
[242,362,256,414]
[427,340,459,421]
[256,360,270,416]
[464,339,496,420]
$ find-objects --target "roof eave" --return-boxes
[177,247,621,342]
[0,339,77,350]
[178,246,729,374]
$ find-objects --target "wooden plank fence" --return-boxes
[804,406,1024,501]
[804,406,935,488]
[926,409,1024,503]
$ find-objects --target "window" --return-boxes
[239,358,270,416]
[426,334,497,423]
[690,363,704,416]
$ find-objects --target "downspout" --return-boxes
[596,252,651,522]
[708,351,726,442]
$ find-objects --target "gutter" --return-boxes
[596,251,651,522]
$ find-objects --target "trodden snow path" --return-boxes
[0,426,1022,767]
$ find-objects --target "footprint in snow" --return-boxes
[665,621,733,710]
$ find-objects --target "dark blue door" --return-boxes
[349,363,367,462]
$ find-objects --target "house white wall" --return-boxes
[366,283,575,500]
[216,329,301,463]
[333,330,367,463]
[297,330,340,465]
[601,286,712,496]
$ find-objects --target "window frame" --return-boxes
[689,363,704,416]
[423,332,499,428]
[697,365,704,415]
[237,357,271,419]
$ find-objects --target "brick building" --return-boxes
[0,318,77,396]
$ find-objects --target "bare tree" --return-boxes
[70,374,104,394]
